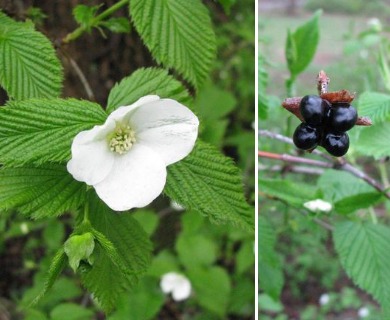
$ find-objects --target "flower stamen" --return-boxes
[109,125,136,154]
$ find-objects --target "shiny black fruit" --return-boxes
[293,123,320,150]
[300,95,328,127]
[322,132,349,157]
[329,104,357,132]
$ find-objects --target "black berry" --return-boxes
[293,123,320,150]
[300,95,329,127]
[322,132,349,157]
[328,104,357,132]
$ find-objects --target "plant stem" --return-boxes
[258,130,390,200]
[369,207,378,224]
[62,0,129,43]
[379,161,390,189]
[83,198,90,224]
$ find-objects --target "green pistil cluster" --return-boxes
[109,125,136,155]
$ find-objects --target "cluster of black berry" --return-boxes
[293,95,358,157]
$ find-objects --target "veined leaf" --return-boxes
[73,4,100,29]
[129,0,216,90]
[0,164,86,219]
[80,193,153,312]
[334,221,390,312]
[358,91,390,123]
[259,178,316,206]
[355,123,390,159]
[0,12,63,99]
[258,216,284,300]
[334,192,384,215]
[285,10,321,77]
[0,98,106,166]
[317,169,375,202]
[187,266,231,317]
[107,68,191,113]
[165,140,254,232]
[31,248,68,306]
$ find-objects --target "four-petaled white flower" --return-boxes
[160,272,191,301]
[67,95,199,211]
[303,199,332,213]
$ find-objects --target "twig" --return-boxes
[68,57,95,101]
[62,0,129,44]
[313,217,334,231]
[259,164,325,175]
[258,130,390,200]
[258,129,334,161]
[258,151,332,168]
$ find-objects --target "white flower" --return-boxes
[358,307,370,318]
[303,199,332,213]
[367,17,382,32]
[160,272,191,301]
[319,293,330,306]
[67,95,199,211]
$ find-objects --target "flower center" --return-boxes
[108,124,136,155]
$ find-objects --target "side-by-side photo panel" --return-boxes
[0,1,256,319]
[259,0,390,319]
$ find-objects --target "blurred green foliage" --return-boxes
[305,0,390,17]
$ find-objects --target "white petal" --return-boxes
[108,95,161,123]
[130,99,199,165]
[94,144,166,211]
[160,272,179,294]
[172,278,191,301]
[303,199,332,212]
[67,120,116,185]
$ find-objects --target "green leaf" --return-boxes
[176,234,217,269]
[129,0,216,90]
[358,91,390,123]
[101,17,131,33]
[259,178,316,206]
[64,233,95,272]
[334,192,384,214]
[236,240,255,275]
[355,123,390,159]
[108,277,164,320]
[132,209,159,236]
[147,250,179,278]
[285,29,297,74]
[227,278,255,315]
[194,82,236,119]
[258,216,283,300]
[0,12,63,99]
[0,164,86,219]
[80,193,153,312]
[31,248,68,306]
[218,0,236,14]
[107,68,191,113]
[165,140,254,232]
[72,4,100,29]
[50,303,94,320]
[317,169,375,202]
[0,98,106,166]
[285,10,321,77]
[258,294,283,313]
[333,221,390,311]
[188,266,231,317]
[258,53,269,120]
